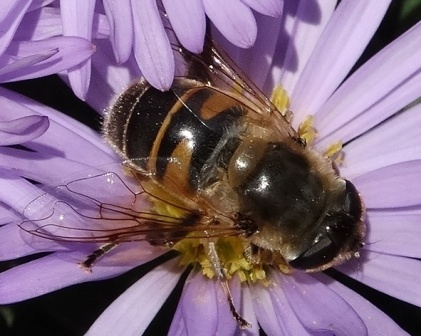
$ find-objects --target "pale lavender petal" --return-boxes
[0,37,95,82]
[353,160,421,209]
[0,87,115,166]
[60,0,95,100]
[280,271,367,335]
[168,304,187,336]
[234,285,259,336]
[250,279,309,336]
[88,38,141,111]
[0,0,32,56]
[0,170,41,212]
[215,276,241,335]
[315,22,421,147]
[241,0,283,17]
[103,0,133,63]
[0,115,48,145]
[27,0,55,12]
[366,213,421,259]
[251,279,309,335]
[86,258,182,336]
[338,251,421,307]
[271,0,336,97]
[291,0,392,124]
[179,272,218,334]
[0,223,66,260]
[14,7,63,40]
[230,12,284,89]
[341,103,421,179]
[313,272,408,336]
[203,0,257,48]
[131,0,174,91]
[0,250,140,304]
[162,0,206,53]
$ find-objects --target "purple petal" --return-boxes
[315,21,421,147]
[0,37,95,82]
[366,213,421,259]
[280,271,367,335]
[102,0,133,63]
[215,276,241,335]
[0,115,48,145]
[272,0,336,98]
[221,12,283,89]
[60,0,95,100]
[353,160,421,209]
[0,87,115,167]
[291,1,392,124]
[27,0,55,12]
[341,103,421,179]
[241,0,283,17]
[0,250,139,304]
[251,277,309,335]
[179,272,218,334]
[235,285,259,335]
[131,0,174,91]
[338,251,421,307]
[313,272,408,335]
[0,0,32,56]
[86,258,182,336]
[204,0,257,48]
[168,303,187,336]
[162,0,206,53]
[0,223,68,261]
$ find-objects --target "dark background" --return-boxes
[1,1,421,335]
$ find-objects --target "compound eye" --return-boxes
[344,179,362,219]
[288,235,338,270]
[288,212,355,270]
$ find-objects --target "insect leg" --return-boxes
[206,241,251,329]
[80,242,120,271]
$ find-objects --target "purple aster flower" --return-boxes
[0,1,95,88]
[1,0,421,335]
[13,0,281,99]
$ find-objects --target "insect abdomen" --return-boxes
[104,79,245,194]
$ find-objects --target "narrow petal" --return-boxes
[0,223,66,260]
[203,0,257,48]
[315,21,421,147]
[179,272,218,335]
[241,0,283,17]
[0,37,95,82]
[235,285,259,336]
[131,0,174,91]
[162,0,206,54]
[0,0,32,56]
[353,160,421,209]
[60,0,95,100]
[313,272,408,336]
[0,87,115,167]
[271,0,336,97]
[338,251,421,307]
[280,271,367,335]
[291,0,392,123]
[251,279,309,335]
[103,0,133,63]
[366,213,421,259]
[341,103,421,179]
[0,250,140,304]
[86,258,182,336]
[0,115,48,145]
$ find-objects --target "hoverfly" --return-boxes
[20,24,365,328]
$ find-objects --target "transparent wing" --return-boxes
[19,163,243,243]
[168,27,297,138]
